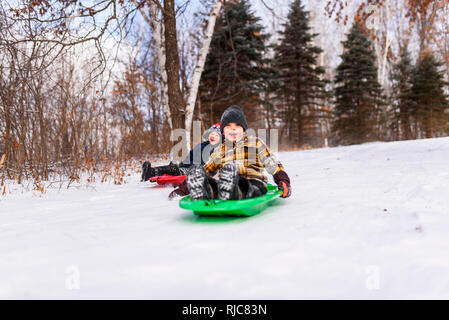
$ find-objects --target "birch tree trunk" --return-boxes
[132,0,172,131]
[365,1,391,90]
[379,0,392,91]
[184,0,223,150]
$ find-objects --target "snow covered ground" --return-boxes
[1,137,449,299]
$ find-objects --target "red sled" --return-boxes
[149,174,187,186]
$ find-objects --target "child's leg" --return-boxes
[186,165,214,200]
[142,161,184,181]
[217,164,268,200]
[155,162,184,176]
[238,178,267,199]
[207,177,219,198]
[217,163,242,200]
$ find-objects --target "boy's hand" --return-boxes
[273,170,291,198]
[278,181,291,198]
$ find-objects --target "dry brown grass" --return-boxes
[0,156,149,197]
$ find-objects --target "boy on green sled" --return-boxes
[186,105,291,200]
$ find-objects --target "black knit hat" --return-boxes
[220,105,248,133]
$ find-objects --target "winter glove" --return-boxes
[273,170,291,198]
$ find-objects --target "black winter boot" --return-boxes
[217,163,241,200]
[186,165,212,200]
[141,161,155,181]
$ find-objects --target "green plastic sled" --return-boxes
[179,184,282,217]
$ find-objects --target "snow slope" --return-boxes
[1,137,449,299]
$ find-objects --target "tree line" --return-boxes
[1,0,448,184]
[198,0,448,148]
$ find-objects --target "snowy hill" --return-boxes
[1,137,448,299]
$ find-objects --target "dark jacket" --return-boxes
[180,141,219,168]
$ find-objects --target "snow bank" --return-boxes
[1,137,448,299]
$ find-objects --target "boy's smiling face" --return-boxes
[223,123,244,142]
[208,131,221,145]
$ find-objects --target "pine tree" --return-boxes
[198,0,271,126]
[331,23,385,146]
[273,0,328,147]
[389,45,414,140]
[410,52,449,138]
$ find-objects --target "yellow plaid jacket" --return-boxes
[203,135,286,184]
